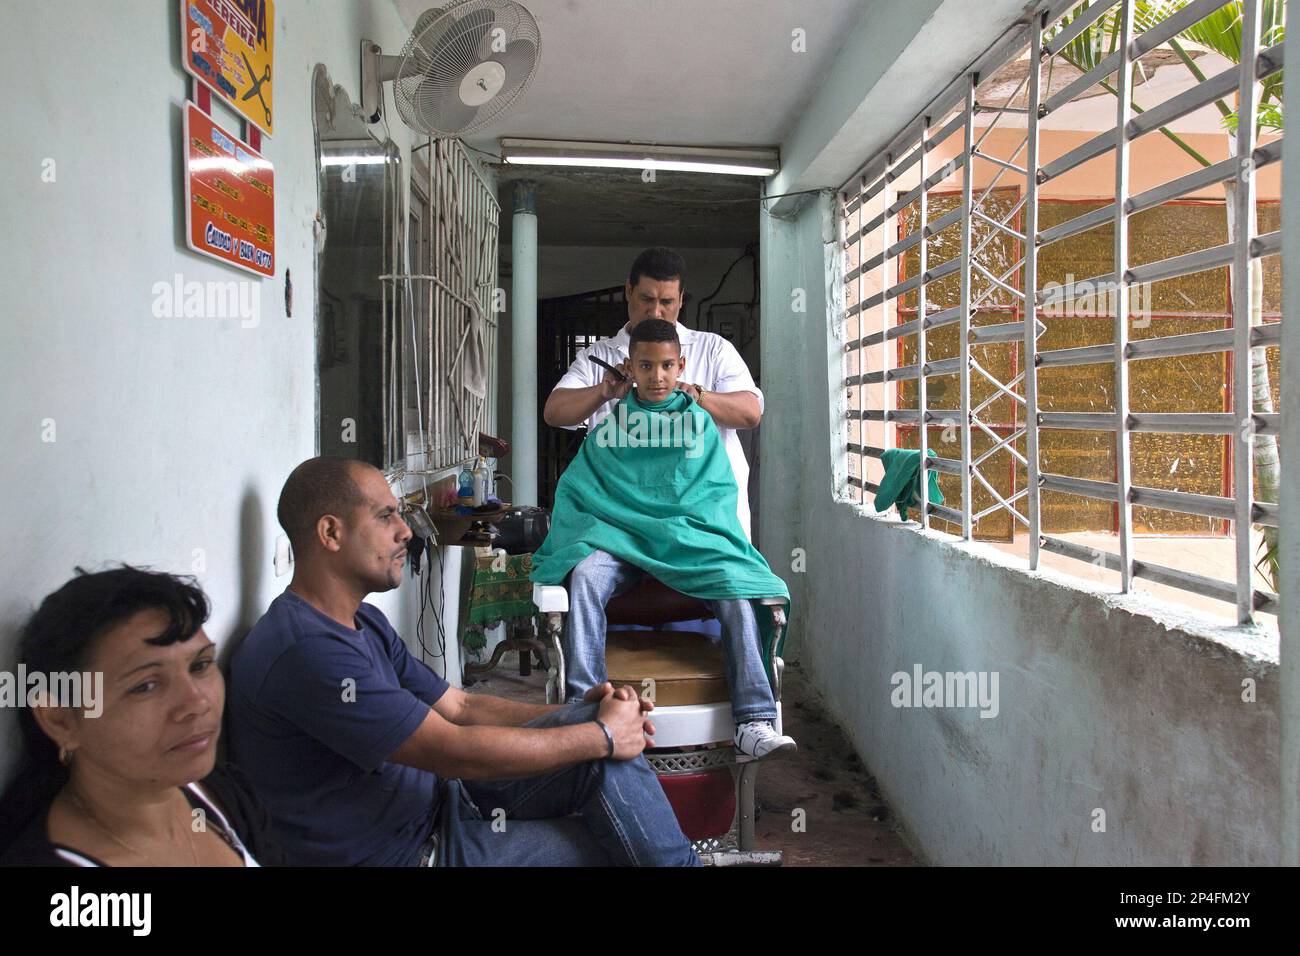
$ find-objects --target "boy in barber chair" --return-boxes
[532,319,795,759]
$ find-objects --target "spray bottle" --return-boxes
[472,457,490,507]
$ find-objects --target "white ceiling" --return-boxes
[392,0,868,150]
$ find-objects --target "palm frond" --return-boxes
[1254,531,1280,592]
[1047,0,1285,136]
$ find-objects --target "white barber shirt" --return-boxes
[551,321,763,539]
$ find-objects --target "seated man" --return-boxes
[226,456,698,867]
[531,319,796,760]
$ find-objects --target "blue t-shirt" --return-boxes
[227,589,449,866]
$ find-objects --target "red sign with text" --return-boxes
[183,102,275,277]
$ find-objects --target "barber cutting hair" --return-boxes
[543,246,763,539]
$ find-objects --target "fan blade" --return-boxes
[433,7,496,73]
[405,7,456,73]
[492,38,538,101]
[411,6,446,38]
[413,71,481,134]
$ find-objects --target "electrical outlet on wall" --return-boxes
[274,534,293,577]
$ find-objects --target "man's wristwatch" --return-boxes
[695,384,709,405]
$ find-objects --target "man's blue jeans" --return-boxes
[437,701,701,866]
[561,549,778,724]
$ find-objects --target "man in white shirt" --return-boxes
[543,247,763,537]
[541,250,793,759]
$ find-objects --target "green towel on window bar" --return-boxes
[530,388,790,682]
[874,447,944,521]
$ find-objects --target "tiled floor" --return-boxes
[463,654,919,866]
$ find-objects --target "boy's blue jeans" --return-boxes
[560,549,779,724]
[437,701,700,866]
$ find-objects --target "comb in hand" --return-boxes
[591,355,630,383]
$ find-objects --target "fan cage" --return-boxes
[393,0,541,137]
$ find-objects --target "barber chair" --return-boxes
[532,577,787,865]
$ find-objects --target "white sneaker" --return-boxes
[734,720,797,759]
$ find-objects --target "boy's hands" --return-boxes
[599,359,633,401]
[589,682,656,759]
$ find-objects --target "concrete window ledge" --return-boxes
[836,497,1279,665]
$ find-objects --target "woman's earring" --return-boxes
[59,745,74,767]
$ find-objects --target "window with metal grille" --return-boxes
[392,138,501,475]
[840,0,1284,631]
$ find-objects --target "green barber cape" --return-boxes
[531,388,790,679]
[874,447,944,521]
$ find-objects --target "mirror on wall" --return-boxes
[311,63,404,468]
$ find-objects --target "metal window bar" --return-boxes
[1112,0,1137,593]
[963,54,1035,538]
[854,181,866,501]
[847,168,867,500]
[839,0,1283,625]
[880,153,896,476]
[917,116,931,530]
[970,194,1030,284]
[1041,0,1121,56]
[931,110,969,152]
[1231,0,1262,624]
[974,422,1030,470]
[973,363,1029,407]
[973,207,1027,242]
[974,69,1032,155]
[1023,15,1045,567]
[974,135,1032,211]
[1038,533,1279,613]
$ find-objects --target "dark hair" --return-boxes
[277,456,366,551]
[629,318,681,357]
[0,566,210,851]
[628,247,686,292]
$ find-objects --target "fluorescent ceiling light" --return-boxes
[321,155,391,166]
[499,138,779,177]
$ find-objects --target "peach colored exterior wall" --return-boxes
[928,127,1282,200]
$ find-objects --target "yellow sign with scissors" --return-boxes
[181,0,276,137]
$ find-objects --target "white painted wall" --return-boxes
[0,0,467,787]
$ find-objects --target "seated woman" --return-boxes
[531,318,796,759]
[0,566,282,866]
